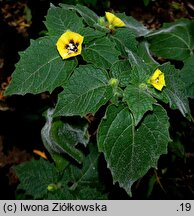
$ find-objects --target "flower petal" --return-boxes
[105,12,126,27]
[56,31,84,59]
[148,69,166,91]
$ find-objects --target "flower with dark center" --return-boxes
[56,31,84,59]
[147,69,166,91]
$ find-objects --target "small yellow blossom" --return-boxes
[108,78,119,86]
[147,69,166,91]
[105,12,126,28]
[56,31,84,59]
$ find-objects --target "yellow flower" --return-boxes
[105,12,126,28]
[147,69,166,91]
[56,31,84,59]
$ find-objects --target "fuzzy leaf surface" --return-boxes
[15,159,59,199]
[49,144,107,199]
[54,65,113,117]
[146,19,194,60]
[41,109,89,166]
[44,5,84,36]
[97,104,170,194]
[79,27,105,44]
[180,55,194,98]
[123,85,156,125]
[160,63,191,118]
[60,3,99,27]
[15,145,107,199]
[111,28,138,55]
[126,51,151,85]
[5,37,77,95]
[82,37,120,69]
[110,60,131,87]
[137,41,159,69]
[117,13,150,36]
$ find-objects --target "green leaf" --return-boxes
[160,63,191,118]
[60,144,107,199]
[82,37,120,69]
[137,41,159,69]
[15,158,59,199]
[97,104,170,194]
[146,19,194,60]
[46,189,74,200]
[111,28,138,55]
[76,187,107,200]
[47,143,107,199]
[130,65,150,85]
[47,186,106,199]
[180,55,194,98]
[15,145,107,200]
[126,51,150,84]
[110,60,131,87]
[60,3,99,27]
[67,144,101,188]
[79,27,105,44]
[41,109,89,166]
[44,4,84,36]
[54,65,113,117]
[5,36,77,95]
[117,13,150,37]
[123,85,156,125]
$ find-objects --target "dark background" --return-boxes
[0,0,194,199]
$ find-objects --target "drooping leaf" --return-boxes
[110,60,131,87]
[123,85,156,125]
[54,65,113,117]
[44,4,84,36]
[41,109,89,166]
[116,13,150,37]
[97,104,170,194]
[180,55,194,98]
[5,36,77,95]
[137,41,159,69]
[126,49,143,66]
[82,37,121,69]
[146,19,194,61]
[160,63,191,118]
